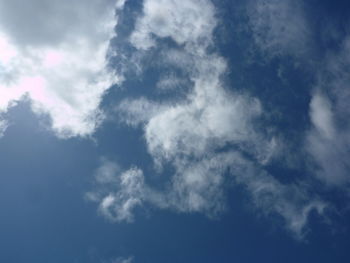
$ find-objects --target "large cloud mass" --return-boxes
[0,0,124,137]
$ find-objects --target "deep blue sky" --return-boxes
[1,0,350,262]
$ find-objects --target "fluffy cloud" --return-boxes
[0,0,126,137]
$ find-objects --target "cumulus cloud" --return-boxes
[0,0,125,137]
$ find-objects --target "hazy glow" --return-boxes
[43,50,64,68]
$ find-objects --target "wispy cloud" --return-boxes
[89,153,326,239]
[246,0,350,190]
[0,118,8,137]
[87,163,146,223]
[89,0,327,237]
[117,97,169,128]
[247,0,311,58]
[307,37,350,187]
[112,256,134,263]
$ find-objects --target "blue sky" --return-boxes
[1,0,350,262]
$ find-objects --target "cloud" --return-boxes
[94,158,121,184]
[87,0,328,237]
[156,72,190,91]
[309,92,335,139]
[0,0,125,138]
[143,65,270,168]
[117,97,168,127]
[247,0,311,58]
[170,152,326,238]
[0,119,8,137]
[246,0,350,202]
[90,152,326,238]
[130,0,216,52]
[87,159,167,223]
[233,160,327,238]
[306,37,350,187]
[89,164,146,223]
[112,256,134,263]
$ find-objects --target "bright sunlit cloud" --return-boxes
[0,0,126,138]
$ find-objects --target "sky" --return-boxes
[1,0,350,262]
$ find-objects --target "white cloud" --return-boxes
[144,63,264,166]
[97,166,145,223]
[0,0,124,138]
[307,38,350,187]
[168,153,232,215]
[130,0,216,53]
[90,152,326,238]
[87,159,167,222]
[309,92,335,139]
